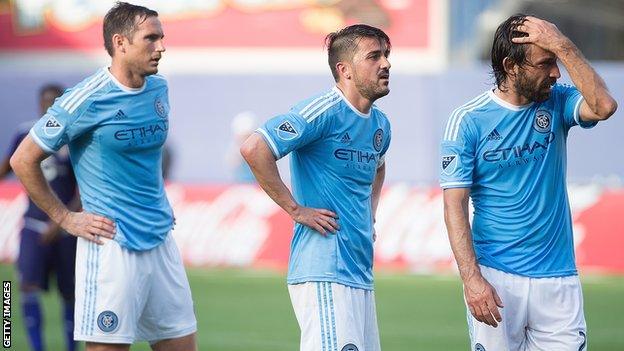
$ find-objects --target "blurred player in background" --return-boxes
[10,2,197,351]
[241,24,391,351]
[226,111,258,183]
[0,84,79,351]
[441,14,617,351]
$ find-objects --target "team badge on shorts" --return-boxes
[373,128,383,152]
[276,121,299,140]
[533,110,551,133]
[441,154,458,175]
[43,115,63,136]
[474,343,486,351]
[154,97,168,118]
[341,343,359,351]
[97,310,119,333]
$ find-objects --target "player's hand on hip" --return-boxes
[464,274,504,328]
[291,206,340,236]
[511,16,569,53]
[59,211,116,245]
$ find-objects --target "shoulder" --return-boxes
[148,74,168,89]
[443,91,492,141]
[292,88,341,123]
[56,69,113,116]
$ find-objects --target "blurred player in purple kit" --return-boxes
[0,84,79,351]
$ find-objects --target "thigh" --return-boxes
[17,227,48,290]
[74,237,148,344]
[289,282,377,351]
[467,266,529,351]
[525,275,587,351]
[137,235,197,344]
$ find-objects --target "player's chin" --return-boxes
[144,66,159,76]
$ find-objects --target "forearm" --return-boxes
[444,193,480,283]
[12,159,70,223]
[556,40,617,117]
[0,158,11,179]
[371,163,385,220]
[241,135,299,216]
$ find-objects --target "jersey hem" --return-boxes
[479,263,578,278]
[287,276,373,291]
[255,128,281,159]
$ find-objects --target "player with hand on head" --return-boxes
[441,14,617,351]
[10,2,197,350]
[241,24,392,351]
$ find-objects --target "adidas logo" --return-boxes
[486,129,502,141]
[114,109,127,120]
[340,133,351,144]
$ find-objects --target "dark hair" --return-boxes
[491,14,531,89]
[325,24,391,82]
[103,2,158,56]
[39,83,64,98]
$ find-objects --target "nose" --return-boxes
[550,63,560,79]
[156,39,166,53]
[381,55,391,70]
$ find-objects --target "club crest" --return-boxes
[97,310,119,333]
[534,110,551,133]
[373,128,383,152]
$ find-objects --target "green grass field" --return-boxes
[2,264,623,350]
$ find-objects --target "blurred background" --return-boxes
[0,0,623,350]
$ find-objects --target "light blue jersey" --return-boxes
[30,68,174,251]
[258,87,391,290]
[440,84,595,277]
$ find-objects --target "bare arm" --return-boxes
[370,162,385,242]
[240,133,339,235]
[10,135,115,244]
[444,188,503,327]
[513,16,617,121]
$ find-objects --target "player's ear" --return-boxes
[336,61,352,81]
[112,33,126,55]
[502,57,517,78]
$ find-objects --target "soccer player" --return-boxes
[0,84,79,351]
[240,24,392,351]
[10,3,197,351]
[441,14,617,350]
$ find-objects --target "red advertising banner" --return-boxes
[1,182,622,274]
[0,0,431,50]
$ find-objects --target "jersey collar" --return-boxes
[104,67,146,94]
[332,86,371,118]
[488,89,534,111]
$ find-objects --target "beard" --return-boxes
[514,70,555,103]
[354,76,390,102]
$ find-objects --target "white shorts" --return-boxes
[74,234,197,344]
[288,282,380,351]
[467,265,587,351]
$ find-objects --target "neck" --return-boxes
[494,83,531,106]
[109,61,145,89]
[335,82,373,114]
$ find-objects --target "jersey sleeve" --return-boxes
[440,115,477,189]
[557,84,596,130]
[256,111,326,159]
[29,95,96,153]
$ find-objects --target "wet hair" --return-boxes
[103,2,158,56]
[39,83,64,98]
[491,14,531,89]
[325,24,391,82]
